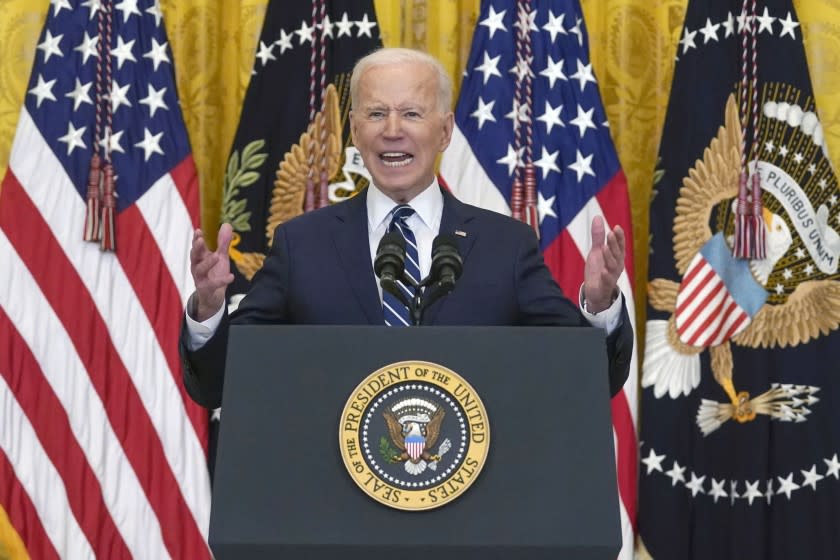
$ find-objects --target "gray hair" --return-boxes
[350,48,453,113]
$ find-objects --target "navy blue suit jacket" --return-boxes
[181,188,633,408]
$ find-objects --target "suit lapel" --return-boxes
[423,190,477,325]
[331,190,383,324]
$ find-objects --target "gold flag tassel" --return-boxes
[523,164,539,240]
[84,153,102,241]
[100,162,116,251]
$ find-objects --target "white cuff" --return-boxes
[184,292,225,351]
[578,284,623,335]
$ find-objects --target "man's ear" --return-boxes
[439,111,454,152]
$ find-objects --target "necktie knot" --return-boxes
[389,204,415,231]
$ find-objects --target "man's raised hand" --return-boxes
[582,216,625,314]
[190,224,235,321]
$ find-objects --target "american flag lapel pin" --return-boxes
[454,230,467,237]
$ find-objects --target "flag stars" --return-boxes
[100,128,125,155]
[570,59,596,91]
[709,479,728,503]
[57,122,87,155]
[335,12,354,38]
[537,192,557,224]
[570,17,583,46]
[764,140,775,153]
[642,448,665,474]
[808,163,817,174]
[81,0,102,20]
[568,149,595,182]
[115,0,141,22]
[474,52,502,85]
[765,478,775,504]
[680,26,698,54]
[756,7,776,34]
[139,84,169,117]
[534,147,561,179]
[356,14,377,38]
[146,0,163,27]
[255,41,276,66]
[542,10,567,42]
[730,480,740,505]
[37,30,64,63]
[496,144,523,176]
[685,472,706,496]
[319,15,335,39]
[108,80,132,112]
[801,465,824,490]
[539,55,567,88]
[570,104,596,137]
[509,54,535,80]
[505,99,530,124]
[803,263,815,276]
[51,0,72,16]
[776,473,800,499]
[665,461,686,487]
[723,12,736,37]
[825,454,840,479]
[111,36,137,69]
[795,247,807,259]
[782,268,793,280]
[743,480,763,505]
[536,100,564,133]
[276,29,294,54]
[135,128,165,161]
[699,18,720,43]
[470,97,496,130]
[480,6,507,39]
[65,79,93,111]
[793,152,804,164]
[296,20,315,44]
[774,283,785,295]
[143,38,171,71]
[818,178,829,190]
[28,74,57,108]
[779,144,789,157]
[513,7,537,34]
[779,12,800,39]
[75,32,99,64]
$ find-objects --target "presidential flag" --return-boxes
[0,0,211,558]
[439,1,638,558]
[640,1,840,558]
[221,0,381,303]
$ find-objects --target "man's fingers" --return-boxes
[216,223,234,258]
[192,252,219,281]
[590,215,606,249]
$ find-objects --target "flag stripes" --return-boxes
[0,112,210,558]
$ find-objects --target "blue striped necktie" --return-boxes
[382,204,421,326]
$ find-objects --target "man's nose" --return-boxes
[383,112,402,137]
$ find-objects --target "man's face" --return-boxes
[350,61,454,203]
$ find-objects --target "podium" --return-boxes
[209,325,620,559]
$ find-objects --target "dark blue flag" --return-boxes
[640,1,840,558]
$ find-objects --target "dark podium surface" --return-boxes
[210,326,620,559]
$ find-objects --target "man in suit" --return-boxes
[182,48,633,409]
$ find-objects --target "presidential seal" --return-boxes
[339,361,490,511]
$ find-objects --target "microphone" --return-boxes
[374,232,407,300]
[430,234,463,291]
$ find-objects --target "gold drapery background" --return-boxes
[1,0,839,555]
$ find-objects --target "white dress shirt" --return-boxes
[186,180,622,349]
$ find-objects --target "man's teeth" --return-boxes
[381,153,413,168]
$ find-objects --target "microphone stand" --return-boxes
[387,273,455,326]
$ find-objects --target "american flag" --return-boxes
[0,0,211,558]
[439,1,638,557]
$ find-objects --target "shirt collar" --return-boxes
[367,179,443,232]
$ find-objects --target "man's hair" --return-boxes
[350,47,453,113]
